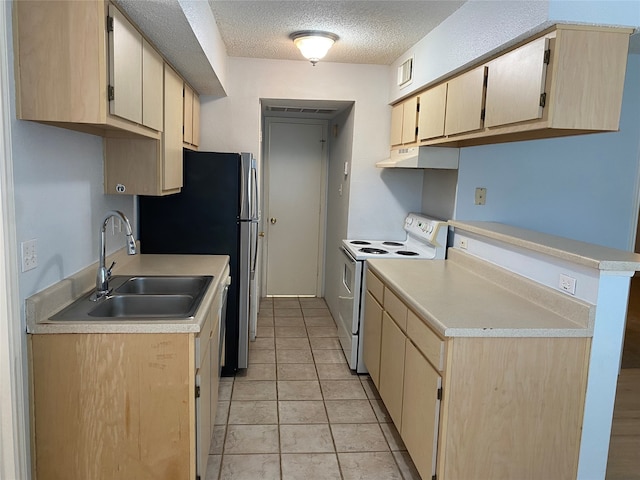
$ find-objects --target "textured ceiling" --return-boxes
[208,0,466,65]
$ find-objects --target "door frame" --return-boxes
[262,117,329,297]
[0,1,29,478]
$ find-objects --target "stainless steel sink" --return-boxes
[115,276,211,296]
[48,275,213,322]
[88,294,198,318]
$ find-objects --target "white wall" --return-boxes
[178,0,228,94]
[324,106,355,316]
[199,56,423,240]
[455,54,640,251]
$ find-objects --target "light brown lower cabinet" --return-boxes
[401,341,441,480]
[29,302,221,480]
[378,311,406,427]
[363,269,590,480]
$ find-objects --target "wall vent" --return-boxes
[265,106,338,115]
[397,56,414,87]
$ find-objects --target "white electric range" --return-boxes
[338,213,448,372]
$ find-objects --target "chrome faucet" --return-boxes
[93,210,137,300]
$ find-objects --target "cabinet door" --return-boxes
[402,341,442,480]
[142,39,163,131]
[108,4,142,124]
[390,96,418,147]
[484,37,549,128]
[444,66,486,136]
[401,96,419,145]
[163,65,184,192]
[390,103,404,147]
[418,83,447,141]
[196,340,212,479]
[183,84,194,145]
[379,312,406,427]
[363,291,383,388]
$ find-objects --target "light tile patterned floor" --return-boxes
[206,297,421,480]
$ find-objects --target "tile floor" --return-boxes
[205,297,421,480]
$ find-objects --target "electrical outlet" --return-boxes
[475,187,486,205]
[559,274,576,295]
[21,239,38,272]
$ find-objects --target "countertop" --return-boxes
[450,220,640,272]
[367,251,593,338]
[26,252,230,334]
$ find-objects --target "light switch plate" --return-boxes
[21,239,38,272]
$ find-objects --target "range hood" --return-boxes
[376,146,459,169]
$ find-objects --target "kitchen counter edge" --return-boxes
[366,252,593,338]
[450,220,640,271]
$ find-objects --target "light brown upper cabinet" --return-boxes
[108,4,142,124]
[142,39,164,132]
[484,37,549,128]
[417,83,447,141]
[444,65,487,136]
[409,24,632,148]
[104,64,183,196]
[14,0,163,139]
[390,95,419,147]
[183,84,200,150]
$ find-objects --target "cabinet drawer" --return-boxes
[407,310,444,372]
[384,288,407,332]
[366,269,384,304]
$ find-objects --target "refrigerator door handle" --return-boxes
[250,165,258,221]
[240,154,248,219]
[250,221,259,277]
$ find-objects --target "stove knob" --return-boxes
[406,217,414,226]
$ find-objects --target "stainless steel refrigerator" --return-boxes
[138,151,258,375]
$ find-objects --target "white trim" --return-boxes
[0,1,29,478]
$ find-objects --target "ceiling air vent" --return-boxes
[397,56,413,87]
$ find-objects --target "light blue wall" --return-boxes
[548,0,640,25]
[454,54,640,251]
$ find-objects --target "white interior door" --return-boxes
[265,120,326,296]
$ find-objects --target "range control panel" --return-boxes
[404,213,449,246]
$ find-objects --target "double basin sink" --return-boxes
[49,275,213,322]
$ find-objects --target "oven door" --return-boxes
[337,246,362,369]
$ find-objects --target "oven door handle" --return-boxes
[341,245,356,263]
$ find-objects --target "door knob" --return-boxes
[259,232,265,237]
[270,218,277,224]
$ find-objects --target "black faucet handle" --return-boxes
[107,261,116,278]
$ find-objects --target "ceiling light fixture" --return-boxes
[290,30,339,66]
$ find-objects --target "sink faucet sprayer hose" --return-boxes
[93,210,137,300]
